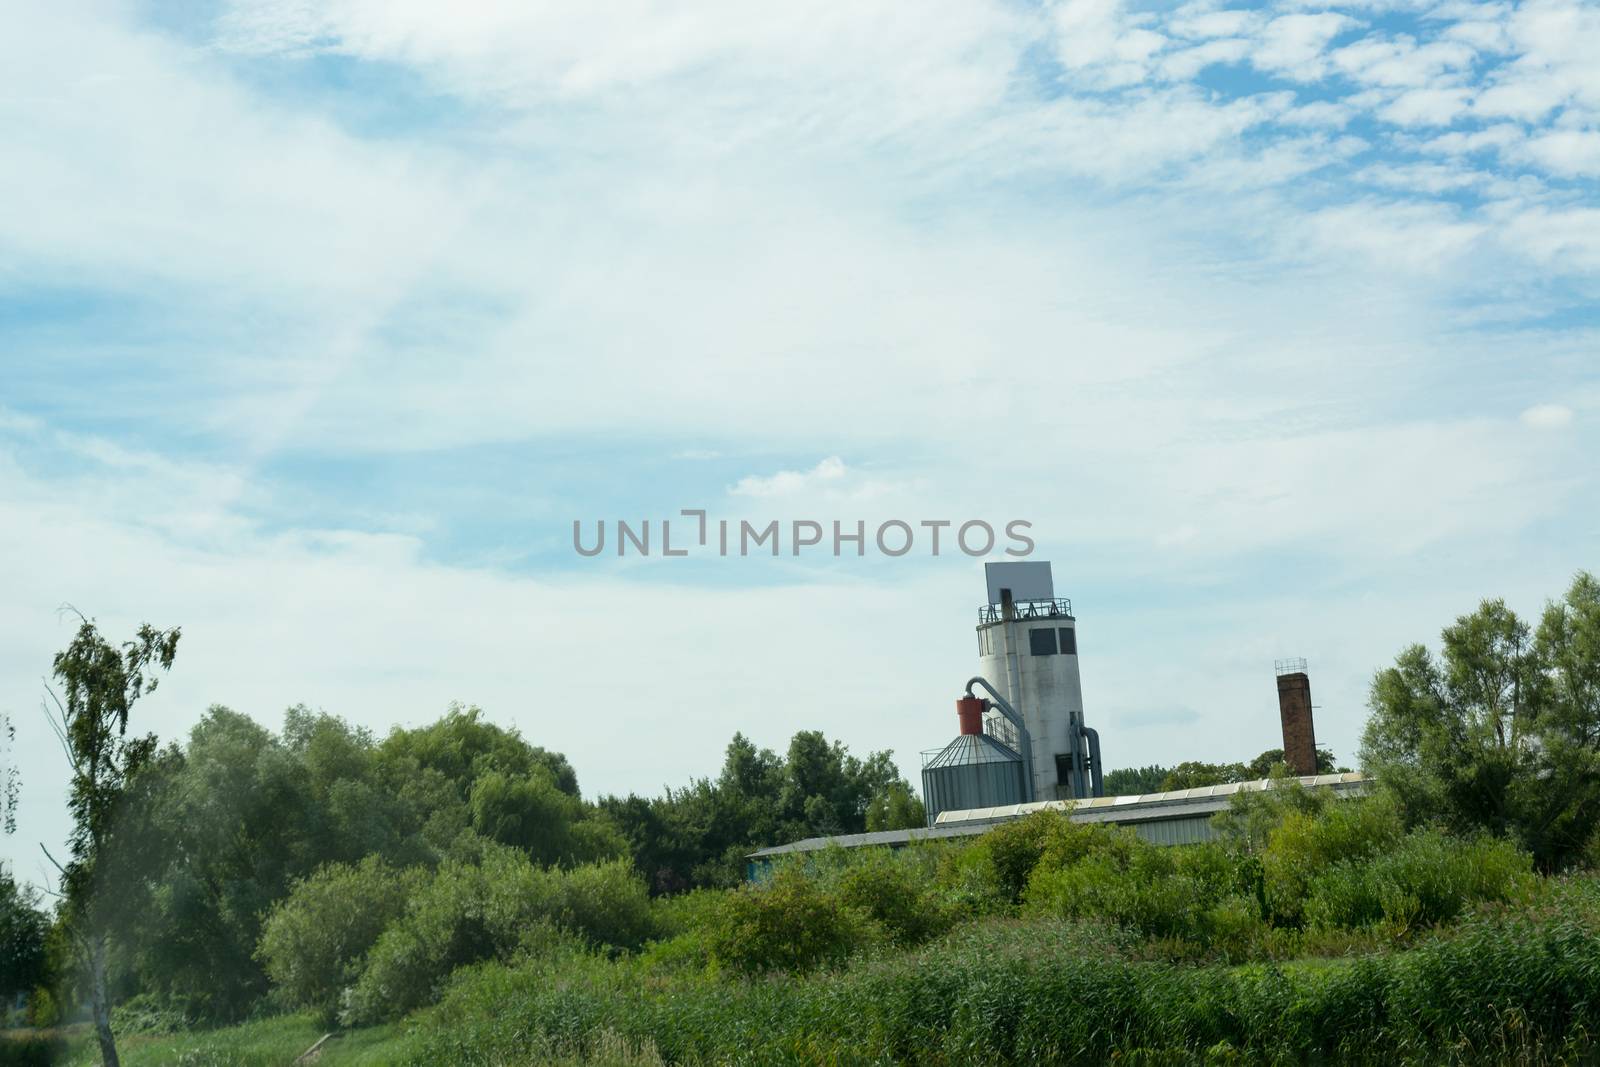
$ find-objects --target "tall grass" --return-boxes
[400,880,1600,1065]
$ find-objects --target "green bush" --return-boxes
[959,811,1064,903]
[549,859,656,950]
[836,859,952,947]
[0,1034,62,1067]
[1305,829,1537,932]
[705,866,879,974]
[111,991,191,1034]
[342,847,652,1023]
[256,856,423,1024]
[1260,796,1405,924]
[1017,820,1241,948]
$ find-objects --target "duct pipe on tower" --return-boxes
[964,676,1035,803]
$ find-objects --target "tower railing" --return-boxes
[978,598,1073,624]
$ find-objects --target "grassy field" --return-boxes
[54,1016,407,1067]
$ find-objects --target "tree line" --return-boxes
[1,570,1597,1065]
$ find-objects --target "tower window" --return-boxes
[1029,628,1058,656]
[1058,628,1077,655]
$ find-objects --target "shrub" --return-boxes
[1261,796,1404,924]
[705,866,879,974]
[1305,829,1537,932]
[833,850,956,946]
[960,811,1065,903]
[549,859,656,951]
[342,847,652,1023]
[110,991,191,1034]
[0,1034,61,1067]
[1024,841,1235,943]
[1211,775,1330,855]
[256,856,423,1025]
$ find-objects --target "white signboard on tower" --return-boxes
[984,560,1054,605]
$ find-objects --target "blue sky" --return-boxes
[2,0,1597,879]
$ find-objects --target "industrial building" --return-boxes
[747,772,1368,877]
[748,560,1359,873]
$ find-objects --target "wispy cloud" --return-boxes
[1,0,1596,879]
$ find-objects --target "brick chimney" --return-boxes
[1275,660,1317,776]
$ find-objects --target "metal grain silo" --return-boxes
[921,696,1026,825]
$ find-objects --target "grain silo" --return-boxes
[975,561,1103,801]
[921,695,1028,825]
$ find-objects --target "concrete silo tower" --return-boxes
[976,561,1103,801]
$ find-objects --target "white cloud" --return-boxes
[1302,200,1487,271]
[728,457,849,497]
[1050,0,1169,88]
[1332,37,1477,90]
[1378,86,1473,127]
[1521,403,1575,429]
[1252,13,1360,81]
[1519,129,1600,178]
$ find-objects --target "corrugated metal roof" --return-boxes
[747,823,993,859]
[923,732,1022,769]
[933,772,1370,828]
[746,772,1371,860]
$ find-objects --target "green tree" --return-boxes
[864,781,925,831]
[0,867,49,1005]
[1160,760,1250,791]
[470,771,592,863]
[45,614,179,1067]
[1102,764,1169,795]
[1362,573,1600,869]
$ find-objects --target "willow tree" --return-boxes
[46,613,179,1067]
[1362,573,1600,869]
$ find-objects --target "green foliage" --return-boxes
[957,811,1066,903]
[60,1012,409,1067]
[1363,572,1600,869]
[1113,749,1344,798]
[47,612,181,1066]
[1102,764,1169,795]
[1259,793,1405,924]
[0,1033,63,1067]
[256,856,423,1025]
[863,779,925,831]
[0,868,50,1000]
[344,848,651,1023]
[599,730,920,893]
[120,702,624,1023]
[379,704,579,798]
[1161,759,1251,791]
[400,883,1600,1066]
[1210,777,1330,855]
[1303,830,1537,932]
[109,991,190,1035]
[705,866,879,974]
[830,849,956,947]
[1024,826,1232,943]
[469,769,600,865]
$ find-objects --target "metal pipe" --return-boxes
[1067,712,1086,799]
[965,676,1035,803]
[1081,725,1103,797]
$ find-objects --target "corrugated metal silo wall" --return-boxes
[921,760,1025,825]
